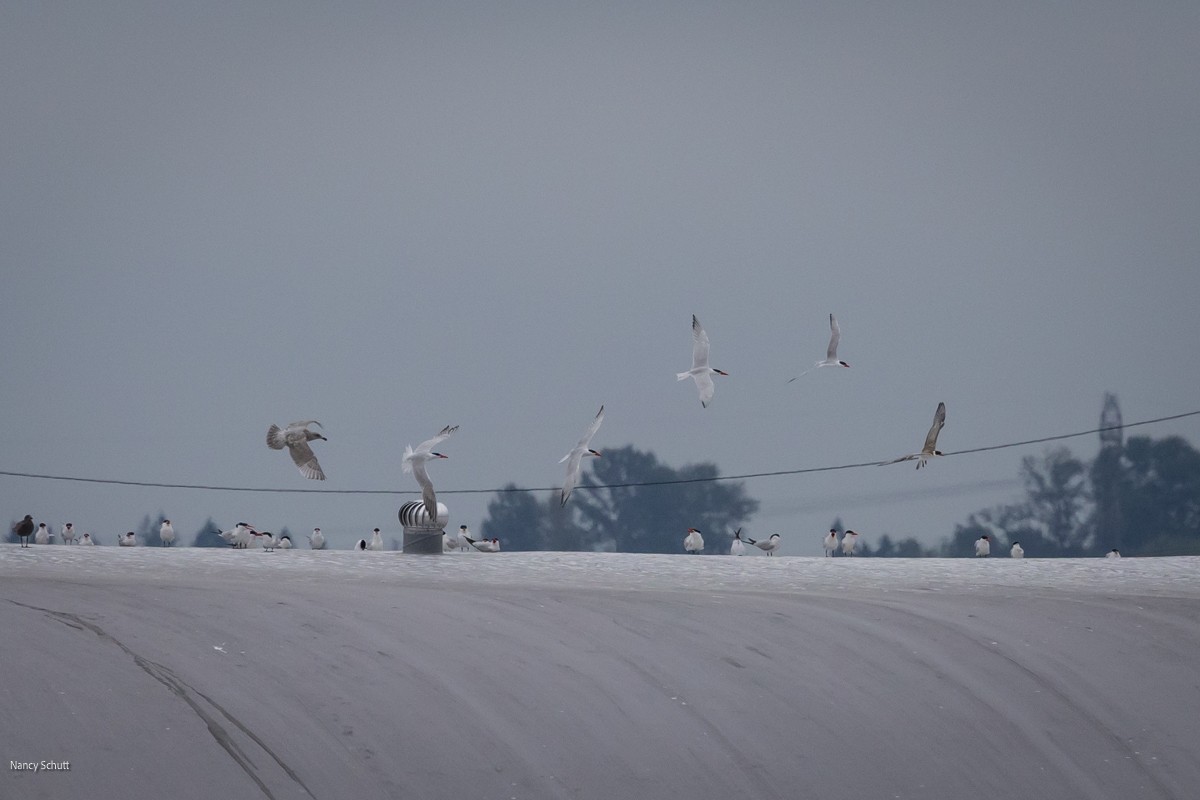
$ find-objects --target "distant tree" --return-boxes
[946,505,1048,557]
[1117,436,1200,555]
[480,446,759,553]
[1020,448,1091,554]
[572,446,759,554]
[481,486,555,551]
[192,517,227,548]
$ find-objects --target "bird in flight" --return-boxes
[880,402,946,469]
[560,405,605,506]
[403,424,458,520]
[677,315,728,408]
[266,420,328,480]
[788,313,850,382]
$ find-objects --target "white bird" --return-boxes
[788,313,851,382]
[975,535,990,557]
[277,534,293,550]
[403,425,458,520]
[79,532,95,545]
[684,527,704,554]
[444,525,469,552]
[1010,541,1025,558]
[840,530,859,556]
[119,531,137,547]
[747,532,782,556]
[677,315,728,408]
[560,405,604,506]
[308,528,326,550]
[34,523,51,545]
[367,528,384,551]
[823,529,839,557]
[881,401,947,469]
[730,528,745,556]
[1105,548,1121,559]
[226,522,254,549]
[260,531,278,551]
[60,523,77,545]
[464,536,500,553]
[159,520,176,547]
[353,538,367,551]
[266,420,328,481]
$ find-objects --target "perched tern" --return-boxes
[560,405,604,506]
[119,531,137,547]
[974,535,990,557]
[354,538,367,551]
[840,530,859,556]
[677,315,728,408]
[34,523,51,545]
[403,424,458,520]
[683,527,704,554]
[788,313,850,382]
[79,532,94,545]
[464,536,500,553]
[12,515,34,548]
[367,528,384,551]
[61,522,77,545]
[1010,541,1024,558]
[730,528,745,556]
[1106,548,1121,559]
[823,529,839,557]
[159,520,176,547]
[881,402,946,469]
[308,528,326,550]
[266,420,328,481]
[444,525,470,552]
[746,532,781,556]
[277,534,293,550]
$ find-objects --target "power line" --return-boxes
[1,409,1197,496]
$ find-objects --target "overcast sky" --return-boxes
[4,1,1198,553]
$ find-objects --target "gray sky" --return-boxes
[4,1,1199,553]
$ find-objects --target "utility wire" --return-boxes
[1,409,1197,496]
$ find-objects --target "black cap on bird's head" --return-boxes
[373,528,380,533]
[460,525,467,530]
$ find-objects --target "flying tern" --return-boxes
[677,315,728,408]
[788,313,850,382]
[402,424,458,520]
[881,402,946,469]
[560,405,604,506]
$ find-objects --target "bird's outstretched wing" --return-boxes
[288,440,326,480]
[416,424,459,455]
[411,459,438,519]
[826,314,841,361]
[923,402,947,453]
[691,315,710,371]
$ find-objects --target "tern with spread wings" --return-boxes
[676,315,728,408]
[403,424,458,519]
[881,402,946,469]
[559,405,604,506]
[788,313,850,382]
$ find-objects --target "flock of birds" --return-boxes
[8,514,504,554]
[9,516,176,548]
[10,314,953,556]
[249,314,950,556]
